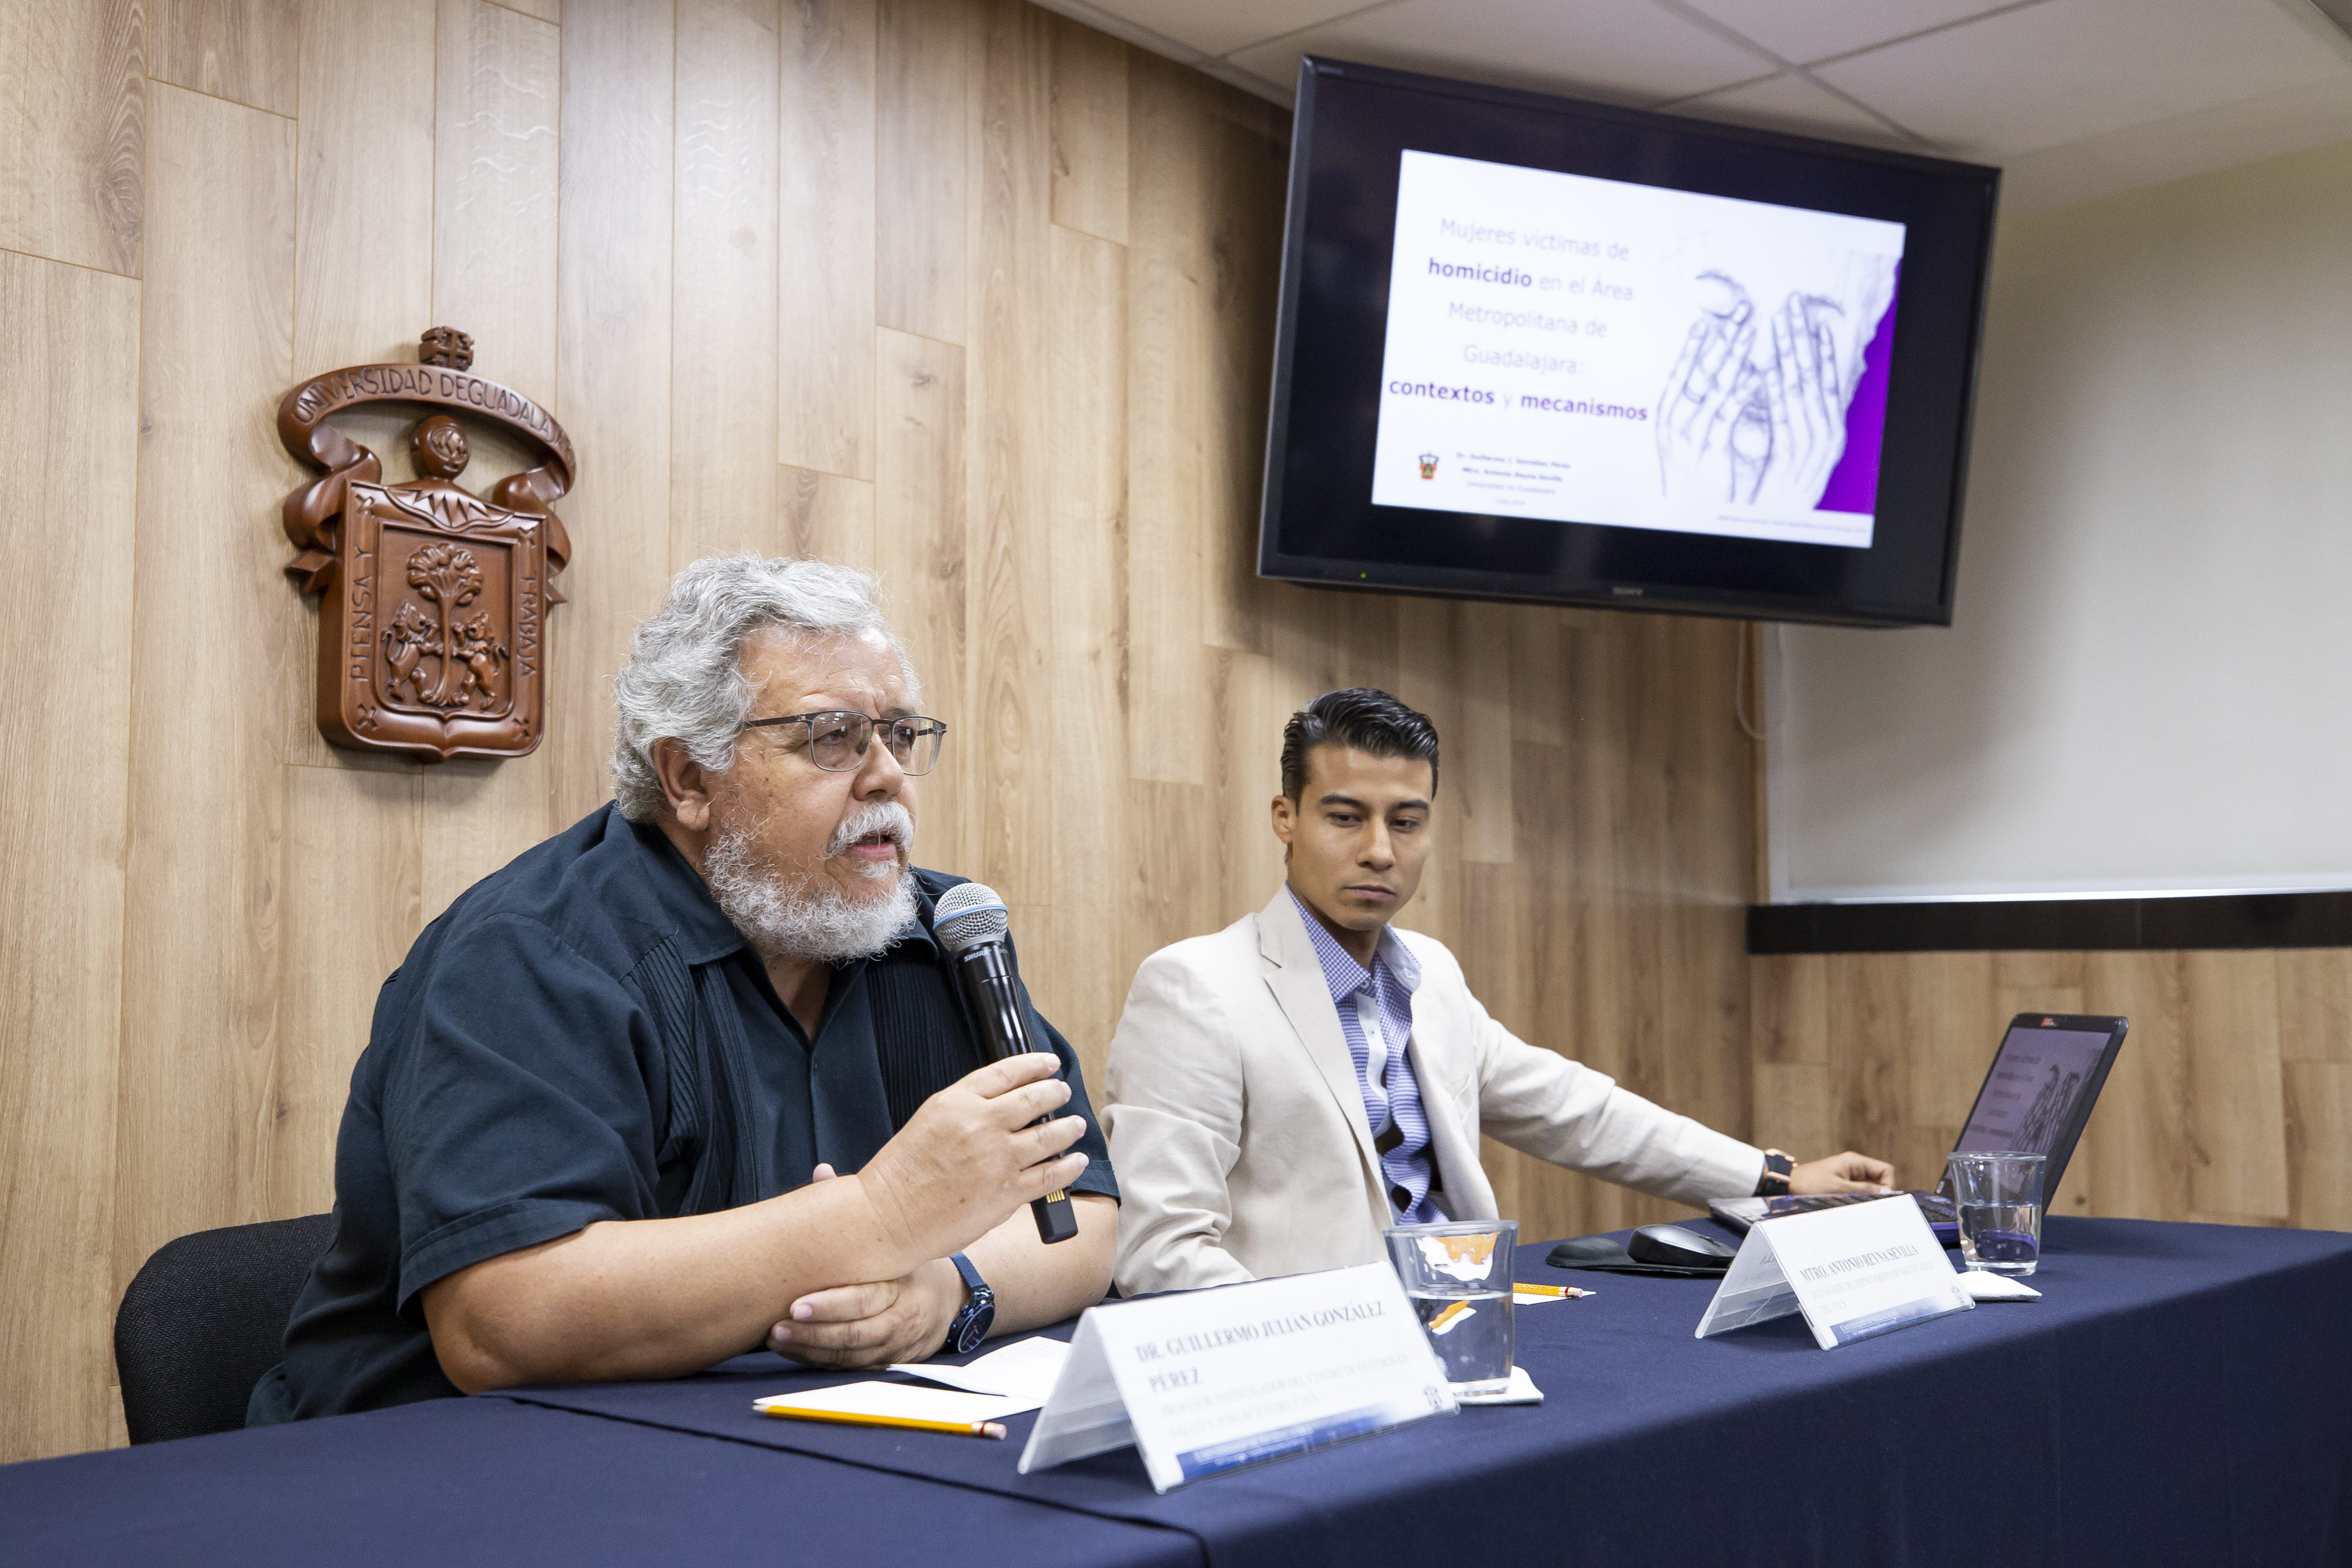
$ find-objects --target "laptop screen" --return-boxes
[1955,1026,2115,1156]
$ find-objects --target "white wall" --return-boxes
[1768,137,2352,902]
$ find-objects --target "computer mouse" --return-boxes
[1628,1222,1737,1268]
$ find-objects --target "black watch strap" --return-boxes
[1757,1149,1794,1198]
[946,1252,995,1355]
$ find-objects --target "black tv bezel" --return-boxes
[1257,55,2002,629]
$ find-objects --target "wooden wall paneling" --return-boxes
[874,327,969,873]
[1121,54,1207,785]
[2075,951,2191,1220]
[290,0,435,373]
[779,0,876,480]
[875,0,969,343]
[551,0,676,828]
[0,254,140,1464]
[432,0,560,408]
[1208,647,1289,933]
[960,0,1051,905]
[149,0,298,116]
[1040,220,1127,1075]
[273,767,421,1219]
[2276,949,2352,1063]
[1821,952,1998,1196]
[1045,12,1123,245]
[781,464,877,566]
[1127,781,1217,963]
[1450,601,1516,869]
[670,0,781,568]
[112,86,297,1344]
[1750,955,1834,1158]
[2181,949,2288,1221]
[418,0,564,922]
[2283,1061,2351,1231]
[0,0,143,275]
[1197,88,1283,658]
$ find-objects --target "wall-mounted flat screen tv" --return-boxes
[1259,56,2000,627]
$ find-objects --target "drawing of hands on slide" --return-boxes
[1654,268,1879,510]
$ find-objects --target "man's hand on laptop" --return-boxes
[1790,1151,1897,1196]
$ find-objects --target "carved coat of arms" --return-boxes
[279,328,576,760]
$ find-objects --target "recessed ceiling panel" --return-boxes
[1223,0,1774,106]
[1815,0,2349,159]
[1676,0,2028,68]
[1663,70,1921,149]
[1065,0,1367,60]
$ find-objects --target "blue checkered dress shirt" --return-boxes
[1288,889,1441,1224]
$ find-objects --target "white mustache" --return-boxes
[826,799,914,860]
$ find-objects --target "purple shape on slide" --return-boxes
[1816,266,1899,516]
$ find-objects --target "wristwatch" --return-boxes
[945,1253,996,1355]
[1757,1149,1794,1198]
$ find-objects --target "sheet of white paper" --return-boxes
[890,1335,1070,1400]
[1954,1271,2041,1301]
[1454,1365,1543,1406]
[752,1381,1036,1423]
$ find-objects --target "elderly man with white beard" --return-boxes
[248,556,1118,1424]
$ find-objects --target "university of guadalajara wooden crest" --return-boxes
[279,327,576,761]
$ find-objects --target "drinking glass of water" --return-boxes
[1947,1152,2046,1277]
[1384,1219,1517,1394]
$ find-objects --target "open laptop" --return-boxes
[1709,1012,2131,1244]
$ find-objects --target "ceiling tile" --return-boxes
[1675,0,2029,68]
[1664,70,1921,149]
[1044,0,1373,61]
[1999,76,2352,212]
[1816,0,2351,159]
[1223,0,1776,108]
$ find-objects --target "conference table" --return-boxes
[8,1217,2347,1567]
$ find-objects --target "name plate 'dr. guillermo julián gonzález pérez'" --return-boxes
[1020,1262,1456,1492]
[279,327,576,761]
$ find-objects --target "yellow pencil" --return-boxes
[759,1407,1008,1440]
[1512,1283,1591,1298]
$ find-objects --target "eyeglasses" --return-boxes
[739,710,948,775]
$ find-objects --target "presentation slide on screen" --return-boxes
[1369,150,1907,548]
[1958,1029,2112,1154]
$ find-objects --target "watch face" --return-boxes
[954,1287,996,1355]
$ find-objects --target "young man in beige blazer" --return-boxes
[1102,688,1893,1296]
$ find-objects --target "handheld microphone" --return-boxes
[933,882,1080,1245]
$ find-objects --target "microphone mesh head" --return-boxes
[933,882,1009,954]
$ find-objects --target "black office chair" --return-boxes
[114,1212,336,1444]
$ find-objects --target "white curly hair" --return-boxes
[609,555,917,821]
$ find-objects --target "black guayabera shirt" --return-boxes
[248,805,1117,1424]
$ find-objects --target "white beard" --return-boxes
[702,800,917,963]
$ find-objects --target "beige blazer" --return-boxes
[1103,887,1764,1296]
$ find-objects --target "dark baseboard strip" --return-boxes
[1748,890,2352,954]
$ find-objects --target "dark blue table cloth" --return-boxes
[0,1393,1202,1567]
[7,1219,2346,1567]
[498,1218,2352,1568]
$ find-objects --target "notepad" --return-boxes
[753,1381,1035,1425]
[754,1336,1075,1425]
[887,1335,1069,1403]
